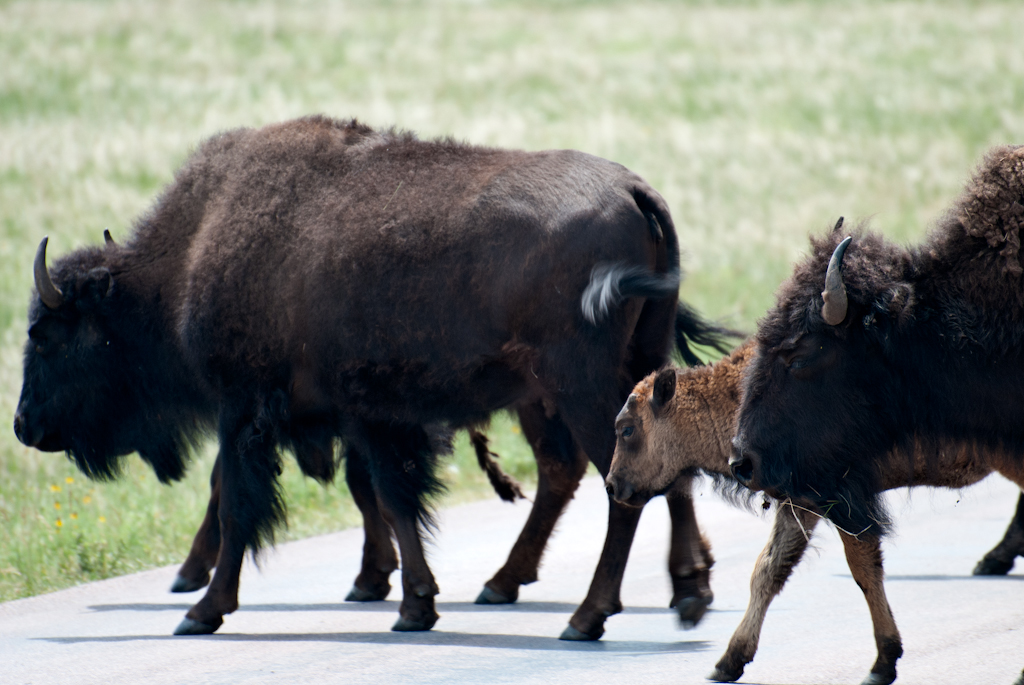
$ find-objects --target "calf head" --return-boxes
[606,368,695,507]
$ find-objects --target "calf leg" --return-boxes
[710,503,819,682]
[974,491,1024,575]
[477,403,589,604]
[171,454,223,593]
[839,532,902,685]
[666,478,715,628]
[174,402,285,635]
[344,447,400,602]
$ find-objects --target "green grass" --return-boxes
[2,0,1024,602]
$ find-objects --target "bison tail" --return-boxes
[674,301,744,367]
[581,263,681,324]
[469,429,526,502]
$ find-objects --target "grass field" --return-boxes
[2,0,1023,602]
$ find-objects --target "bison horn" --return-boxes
[34,236,65,310]
[103,229,115,245]
[821,234,852,326]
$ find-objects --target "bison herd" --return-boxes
[13,116,1024,685]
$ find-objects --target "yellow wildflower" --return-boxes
[98,516,106,524]
[55,518,63,528]
[65,477,74,484]
[70,513,78,520]
[54,502,61,509]
[511,425,521,434]
[49,484,61,492]
[82,496,92,505]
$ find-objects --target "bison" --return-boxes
[13,115,732,638]
[605,342,1024,684]
[730,145,1024,684]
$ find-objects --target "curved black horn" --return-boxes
[34,236,65,310]
[103,229,114,245]
[821,234,852,326]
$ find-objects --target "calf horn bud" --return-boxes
[821,233,852,326]
[34,236,65,310]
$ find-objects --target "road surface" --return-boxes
[1,474,1021,684]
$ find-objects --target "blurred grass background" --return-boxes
[2,0,1023,601]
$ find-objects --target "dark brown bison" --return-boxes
[730,146,1024,684]
[14,115,732,638]
[605,342,1024,684]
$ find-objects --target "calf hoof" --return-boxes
[475,585,516,605]
[559,623,603,641]
[170,574,209,593]
[391,614,438,632]
[707,666,743,683]
[345,584,389,602]
[675,595,712,630]
[173,617,220,636]
[973,556,1014,576]
[860,672,896,685]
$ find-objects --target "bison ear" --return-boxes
[875,283,915,326]
[80,267,113,304]
[650,368,677,414]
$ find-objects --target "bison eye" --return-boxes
[621,426,634,438]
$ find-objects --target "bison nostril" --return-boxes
[731,456,754,485]
[13,412,25,443]
[605,481,615,497]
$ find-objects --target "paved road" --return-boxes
[1,474,1022,685]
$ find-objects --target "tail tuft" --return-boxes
[674,302,744,367]
[582,263,681,324]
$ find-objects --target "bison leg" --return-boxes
[560,496,644,640]
[477,403,588,605]
[974,491,1024,576]
[665,477,714,628]
[344,446,399,602]
[351,420,441,632]
[172,454,223,593]
[174,404,285,636]
[839,532,902,685]
[710,503,818,682]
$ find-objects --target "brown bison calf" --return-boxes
[606,342,1024,685]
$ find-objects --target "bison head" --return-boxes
[14,237,209,483]
[730,220,916,535]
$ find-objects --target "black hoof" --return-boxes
[707,666,742,683]
[676,595,712,630]
[475,586,516,605]
[170,574,208,593]
[173,617,219,635]
[671,590,713,610]
[345,585,389,602]
[860,672,896,685]
[559,623,603,641]
[391,614,438,632]
[973,556,1014,576]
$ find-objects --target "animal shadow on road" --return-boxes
[41,630,711,653]
[85,601,678,614]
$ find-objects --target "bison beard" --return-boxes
[14,115,732,637]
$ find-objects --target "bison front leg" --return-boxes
[344,447,399,602]
[666,478,714,628]
[477,404,588,605]
[174,405,285,635]
[710,503,818,682]
[839,532,902,685]
[171,454,223,593]
[974,491,1024,576]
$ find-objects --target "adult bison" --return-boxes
[730,146,1024,684]
[14,115,729,638]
